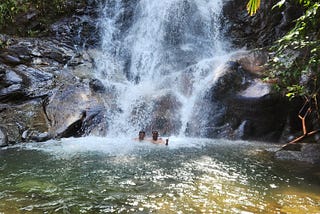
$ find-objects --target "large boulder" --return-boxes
[45,82,108,138]
[147,93,182,136]
[125,92,182,136]
[206,51,289,142]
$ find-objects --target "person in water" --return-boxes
[149,130,169,145]
[134,131,146,141]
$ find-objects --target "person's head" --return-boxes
[138,131,146,140]
[152,131,159,140]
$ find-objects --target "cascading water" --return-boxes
[95,0,231,137]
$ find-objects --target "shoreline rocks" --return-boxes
[275,143,320,164]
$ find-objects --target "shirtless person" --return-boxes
[134,131,146,141]
[149,131,168,145]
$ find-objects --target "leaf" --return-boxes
[247,0,261,16]
[272,0,286,10]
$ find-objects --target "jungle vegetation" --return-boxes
[248,0,320,101]
[0,0,85,36]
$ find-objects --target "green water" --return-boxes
[0,137,319,213]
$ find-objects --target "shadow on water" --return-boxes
[1,137,320,213]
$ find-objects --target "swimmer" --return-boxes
[134,131,146,141]
[148,130,168,145]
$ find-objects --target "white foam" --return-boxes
[95,0,233,137]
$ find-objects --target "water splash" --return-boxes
[95,0,231,137]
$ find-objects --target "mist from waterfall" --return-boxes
[95,0,232,137]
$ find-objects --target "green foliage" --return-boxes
[0,0,84,35]
[266,0,320,99]
[0,0,18,26]
[247,0,261,16]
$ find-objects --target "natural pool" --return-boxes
[0,137,319,213]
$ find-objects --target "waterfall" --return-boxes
[95,0,231,137]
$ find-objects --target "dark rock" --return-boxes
[129,92,182,136]
[0,53,22,65]
[12,65,54,100]
[148,93,182,136]
[0,99,49,143]
[89,78,106,93]
[0,84,25,102]
[0,63,56,103]
[15,65,53,83]
[225,94,288,141]
[282,143,302,151]
[49,3,100,47]
[223,0,303,48]
[206,52,289,141]
[45,83,107,138]
[57,114,86,138]
[275,143,320,164]
[82,106,108,136]
[211,65,244,100]
[0,127,8,147]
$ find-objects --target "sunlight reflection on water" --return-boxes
[1,137,320,213]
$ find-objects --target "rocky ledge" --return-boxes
[0,34,110,144]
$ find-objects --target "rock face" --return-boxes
[0,1,106,144]
[203,51,289,142]
[0,34,109,143]
[46,82,108,138]
[223,0,303,48]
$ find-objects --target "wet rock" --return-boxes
[0,99,48,143]
[235,50,268,75]
[0,127,8,147]
[49,2,100,47]
[2,38,75,66]
[45,83,107,138]
[4,69,23,85]
[211,62,244,100]
[29,132,51,142]
[226,94,288,141]
[127,92,182,136]
[238,79,270,98]
[275,143,320,164]
[207,52,288,142]
[0,84,25,102]
[282,143,302,151]
[82,106,108,136]
[89,78,106,93]
[0,63,56,103]
[0,1,102,143]
[147,93,182,136]
[16,65,53,83]
[0,52,22,65]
